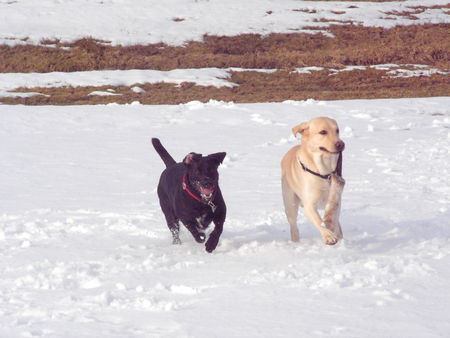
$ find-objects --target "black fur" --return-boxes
[152,138,227,253]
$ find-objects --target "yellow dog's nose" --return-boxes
[335,141,345,151]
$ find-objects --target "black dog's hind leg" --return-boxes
[183,221,206,244]
[169,220,181,245]
[159,199,182,245]
[166,217,181,244]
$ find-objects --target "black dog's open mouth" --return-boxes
[199,187,214,200]
[319,147,341,154]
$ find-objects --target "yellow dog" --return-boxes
[281,117,345,245]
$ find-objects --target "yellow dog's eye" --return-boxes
[319,130,327,135]
[336,128,340,134]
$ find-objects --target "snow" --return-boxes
[1,98,450,337]
[88,90,122,96]
[293,66,326,74]
[387,68,450,78]
[0,68,235,98]
[1,0,449,46]
[294,64,450,77]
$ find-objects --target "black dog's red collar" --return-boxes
[182,174,217,212]
[182,174,202,202]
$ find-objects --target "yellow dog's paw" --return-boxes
[321,226,339,245]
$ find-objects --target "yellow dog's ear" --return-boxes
[292,122,309,136]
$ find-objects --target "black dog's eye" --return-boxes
[319,130,328,135]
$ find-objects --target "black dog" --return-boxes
[152,138,227,253]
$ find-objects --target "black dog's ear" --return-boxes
[208,152,227,166]
[183,152,202,166]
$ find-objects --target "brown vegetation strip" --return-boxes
[2,69,448,105]
[1,24,449,73]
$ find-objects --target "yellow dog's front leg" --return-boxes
[304,203,339,245]
[323,174,345,242]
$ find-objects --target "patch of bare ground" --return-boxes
[2,69,448,105]
[0,24,449,73]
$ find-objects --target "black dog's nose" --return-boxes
[203,182,213,188]
[335,141,345,151]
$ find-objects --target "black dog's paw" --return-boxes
[205,238,218,253]
[195,233,206,243]
[172,237,182,245]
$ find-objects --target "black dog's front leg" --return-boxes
[183,221,206,243]
[205,222,223,253]
[205,207,226,253]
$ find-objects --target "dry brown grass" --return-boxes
[1,23,449,105]
[1,24,449,74]
[2,69,448,105]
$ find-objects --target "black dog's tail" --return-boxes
[152,138,177,168]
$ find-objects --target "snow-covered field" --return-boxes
[1,0,450,336]
[1,98,450,337]
[1,0,449,46]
